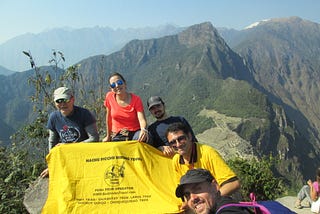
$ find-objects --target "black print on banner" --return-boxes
[104,161,125,186]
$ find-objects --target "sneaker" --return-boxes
[295,201,303,209]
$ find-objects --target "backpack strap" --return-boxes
[216,202,271,214]
[216,193,271,214]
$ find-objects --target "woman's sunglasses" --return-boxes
[110,79,124,89]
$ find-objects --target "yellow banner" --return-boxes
[42,141,181,214]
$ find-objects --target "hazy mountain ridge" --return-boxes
[1,18,319,187]
[0,65,15,75]
[0,25,184,72]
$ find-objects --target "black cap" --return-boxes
[147,96,164,110]
[175,169,214,198]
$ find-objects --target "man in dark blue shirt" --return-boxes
[40,87,99,177]
[147,96,197,157]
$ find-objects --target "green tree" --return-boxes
[227,156,286,201]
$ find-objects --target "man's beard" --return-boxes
[155,111,165,119]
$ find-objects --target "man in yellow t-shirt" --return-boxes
[165,122,240,197]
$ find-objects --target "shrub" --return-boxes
[0,144,44,213]
[227,156,286,201]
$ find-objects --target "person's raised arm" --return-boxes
[308,179,318,201]
[102,108,112,142]
[41,129,59,178]
[219,179,241,196]
[137,111,148,142]
[48,129,59,150]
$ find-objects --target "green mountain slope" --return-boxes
[234,17,320,150]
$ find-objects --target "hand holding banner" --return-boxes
[42,141,182,214]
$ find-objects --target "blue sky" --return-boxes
[0,0,319,44]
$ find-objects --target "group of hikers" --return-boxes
[38,72,320,213]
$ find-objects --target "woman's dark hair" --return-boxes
[108,72,126,83]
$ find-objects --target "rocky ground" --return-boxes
[276,196,312,214]
[23,177,48,214]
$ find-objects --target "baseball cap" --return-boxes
[53,87,73,102]
[175,169,214,198]
[147,96,164,110]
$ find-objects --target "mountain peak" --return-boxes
[244,17,311,30]
[178,22,221,47]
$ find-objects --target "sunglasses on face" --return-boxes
[55,99,70,104]
[110,79,124,89]
[168,135,187,146]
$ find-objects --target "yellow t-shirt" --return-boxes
[172,143,237,186]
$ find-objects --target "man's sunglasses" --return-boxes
[55,99,70,104]
[110,79,124,89]
[168,135,187,146]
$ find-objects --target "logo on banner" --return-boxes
[104,161,125,186]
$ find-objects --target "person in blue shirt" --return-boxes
[40,86,99,177]
[147,96,197,157]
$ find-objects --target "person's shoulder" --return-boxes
[148,120,163,133]
[198,143,218,152]
[104,92,114,106]
[171,115,186,119]
[74,105,83,110]
[149,118,173,128]
[148,121,158,128]
[47,111,61,124]
[106,91,114,98]
[105,91,114,100]
[177,115,186,120]
[166,116,183,122]
[215,192,251,214]
[49,110,60,118]
[198,142,212,147]
[172,154,180,162]
[170,116,190,124]
[74,106,91,114]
